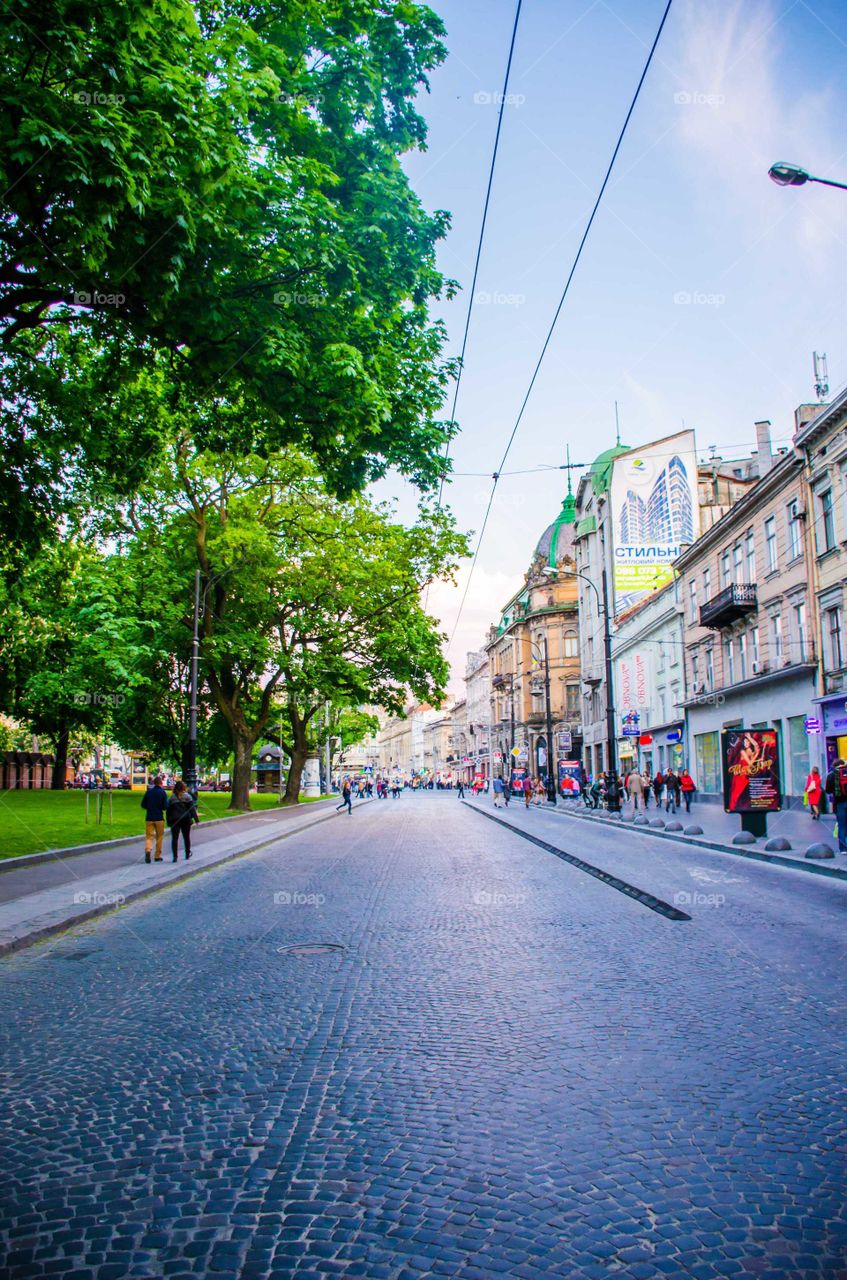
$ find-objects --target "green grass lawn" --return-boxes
[0,790,329,859]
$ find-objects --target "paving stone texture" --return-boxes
[1,792,846,1279]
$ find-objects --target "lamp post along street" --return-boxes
[186,569,201,798]
[601,566,618,790]
[768,161,847,191]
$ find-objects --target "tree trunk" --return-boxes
[284,712,309,803]
[51,723,69,790]
[229,731,255,811]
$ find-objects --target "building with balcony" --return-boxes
[574,435,757,777]
[463,650,492,784]
[792,388,847,771]
[484,481,581,784]
[675,435,818,805]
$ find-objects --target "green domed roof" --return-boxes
[589,443,630,496]
[536,486,577,569]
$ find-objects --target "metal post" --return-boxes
[601,565,619,810]
[325,701,331,796]
[509,677,515,791]
[186,568,201,798]
[543,635,557,805]
[278,719,284,804]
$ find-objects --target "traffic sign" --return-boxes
[510,746,522,758]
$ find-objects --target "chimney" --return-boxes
[755,420,773,475]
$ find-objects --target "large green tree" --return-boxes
[1,0,456,519]
[119,446,465,808]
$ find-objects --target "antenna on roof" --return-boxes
[614,401,621,447]
[813,351,829,402]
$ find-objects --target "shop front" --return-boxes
[816,695,847,772]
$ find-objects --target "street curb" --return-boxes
[0,801,369,958]
[0,798,337,872]
[541,802,847,882]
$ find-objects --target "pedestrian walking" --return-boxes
[627,768,645,812]
[457,779,465,798]
[533,778,545,806]
[664,769,679,813]
[493,775,505,808]
[652,770,665,808]
[641,769,652,808]
[680,768,696,813]
[522,775,533,809]
[589,776,603,809]
[141,774,168,863]
[805,766,823,820]
[336,777,353,815]
[166,780,199,861]
[824,758,847,852]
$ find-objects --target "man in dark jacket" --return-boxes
[141,775,168,863]
[824,758,847,853]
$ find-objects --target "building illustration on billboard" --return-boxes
[610,431,699,613]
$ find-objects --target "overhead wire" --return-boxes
[445,0,676,654]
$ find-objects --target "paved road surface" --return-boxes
[2,792,846,1279]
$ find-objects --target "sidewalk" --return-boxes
[538,795,847,877]
[0,797,363,955]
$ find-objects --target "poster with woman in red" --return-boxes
[721,729,781,813]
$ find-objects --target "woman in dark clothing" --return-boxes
[167,780,199,862]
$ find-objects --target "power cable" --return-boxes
[446,0,675,653]
[436,0,524,512]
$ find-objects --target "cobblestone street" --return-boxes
[2,792,846,1279]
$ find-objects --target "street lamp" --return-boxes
[543,563,620,810]
[528,636,557,806]
[767,161,847,192]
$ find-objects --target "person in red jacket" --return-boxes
[679,769,697,813]
[522,775,533,808]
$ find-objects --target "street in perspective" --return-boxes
[3,1,847,1278]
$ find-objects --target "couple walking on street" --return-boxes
[141,776,200,863]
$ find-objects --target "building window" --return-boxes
[794,601,807,662]
[751,626,760,669]
[733,542,743,583]
[738,632,747,682]
[691,651,700,689]
[817,488,835,554]
[705,646,714,690]
[688,579,697,623]
[563,631,578,658]
[827,606,843,671]
[764,516,778,572]
[771,613,783,662]
[695,731,721,793]
[746,528,756,580]
[786,498,802,560]
[723,637,734,685]
[703,566,711,599]
[566,683,580,718]
[721,550,731,588]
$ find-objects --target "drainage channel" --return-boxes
[465,804,691,922]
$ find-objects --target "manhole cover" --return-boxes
[278,942,345,958]
[61,949,100,961]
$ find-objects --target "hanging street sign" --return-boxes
[804,717,822,735]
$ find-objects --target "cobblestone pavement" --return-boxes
[2,793,847,1280]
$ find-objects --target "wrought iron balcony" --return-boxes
[699,582,758,629]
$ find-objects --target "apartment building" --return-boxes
[793,387,847,770]
[612,580,686,778]
[464,650,492,783]
[676,444,818,804]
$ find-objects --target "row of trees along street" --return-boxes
[0,0,467,808]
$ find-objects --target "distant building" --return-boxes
[463,650,491,784]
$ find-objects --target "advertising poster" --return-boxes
[558,760,583,797]
[610,431,699,615]
[721,728,781,813]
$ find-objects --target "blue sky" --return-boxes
[380,0,847,693]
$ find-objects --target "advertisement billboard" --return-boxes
[721,728,781,813]
[610,431,699,614]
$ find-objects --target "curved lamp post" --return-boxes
[768,162,847,192]
[528,637,557,805]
